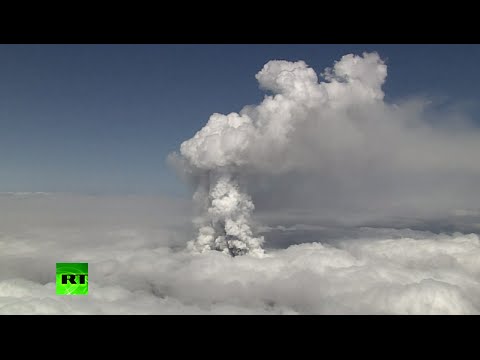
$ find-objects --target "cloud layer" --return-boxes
[1,194,479,314]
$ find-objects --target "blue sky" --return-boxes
[1,44,479,196]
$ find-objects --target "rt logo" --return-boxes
[56,263,88,295]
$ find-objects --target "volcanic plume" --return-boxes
[171,52,388,256]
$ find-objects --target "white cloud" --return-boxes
[1,194,479,314]
[171,52,480,255]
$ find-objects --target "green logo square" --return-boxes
[56,263,88,295]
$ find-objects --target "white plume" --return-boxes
[186,172,264,257]
[174,52,388,256]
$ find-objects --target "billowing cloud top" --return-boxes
[179,52,387,171]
